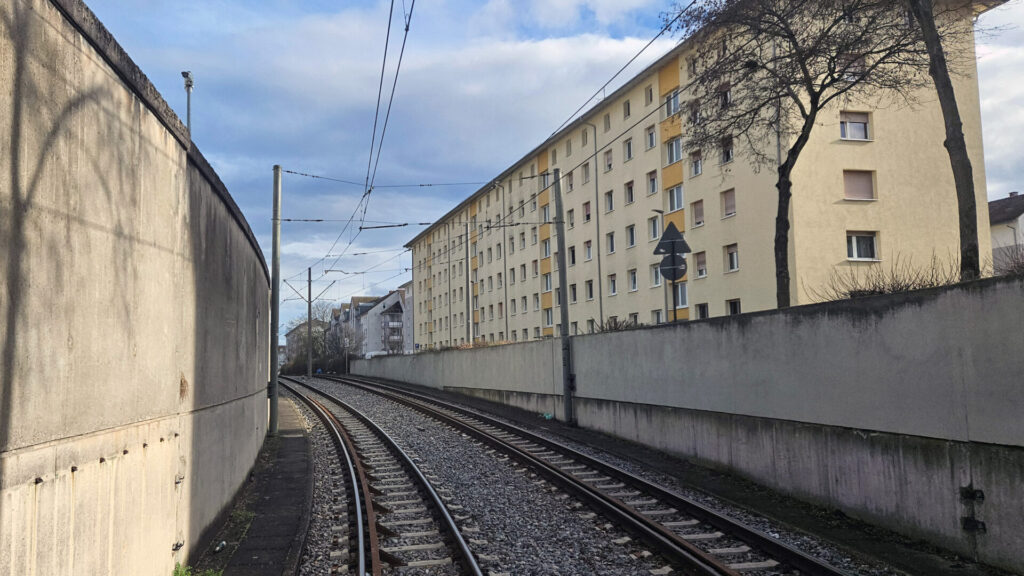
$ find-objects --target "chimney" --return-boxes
[1011,191,1020,197]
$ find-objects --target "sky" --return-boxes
[83,0,1024,334]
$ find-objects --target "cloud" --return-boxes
[977,2,1024,199]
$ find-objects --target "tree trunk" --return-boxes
[909,0,980,280]
[775,166,793,308]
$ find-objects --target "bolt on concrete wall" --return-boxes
[0,0,270,573]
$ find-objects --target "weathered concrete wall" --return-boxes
[353,277,1024,571]
[0,1,269,574]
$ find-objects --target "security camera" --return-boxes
[181,71,194,89]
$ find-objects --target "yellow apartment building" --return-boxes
[407,12,992,350]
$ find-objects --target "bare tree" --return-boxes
[907,0,981,280]
[667,0,967,307]
[285,301,335,362]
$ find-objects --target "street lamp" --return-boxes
[180,71,194,133]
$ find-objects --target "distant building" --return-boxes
[989,191,1024,273]
[284,320,328,362]
[277,345,286,367]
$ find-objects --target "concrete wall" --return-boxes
[0,1,270,574]
[354,276,1024,572]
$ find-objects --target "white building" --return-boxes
[989,192,1024,273]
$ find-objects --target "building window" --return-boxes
[542,238,551,257]
[531,227,538,244]
[692,200,704,227]
[603,113,611,132]
[543,273,552,292]
[840,112,870,140]
[583,201,592,222]
[847,231,878,260]
[690,151,703,176]
[727,299,742,315]
[645,84,654,105]
[725,243,739,271]
[585,280,594,300]
[544,308,554,327]
[582,162,590,184]
[666,137,682,165]
[604,190,614,212]
[687,57,698,77]
[720,136,734,164]
[571,321,578,334]
[623,99,631,119]
[608,274,618,295]
[696,303,709,319]
[497,272,503,288]
[510,267,516,284]
[587,319,596,333]
[624,138,634,161]
[488,276,493,291]
[607,232,616,254]
[626,225,636,247]
[668,185,684,212]
[843,170,875,200]
[629,268,638,291]
[567,209,575,228]
[532,259,539,276]
[566,171,574,192]
[542,204,551,222]
[674,282,688,308]
[695,251,707,278]
[519,200,525,217]
[582,128,588,146]
[551,148,557,165]
[531,197,538,212]
[566,138,572,156]
[665,91,680,116]
[570,283,577,303]
[718,85,732,109]
[647,171,658,195]
[584,240,592,260]
[649,215,661,240]
[519,232,526,250]
[652,309,664,324]
[533,293,540,310]
[688,101,702,125]
[721,189,736,217]
[624,181,635,204]
[604,150,613,172]
[646,125,656,149]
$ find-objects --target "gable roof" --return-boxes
[989,193,1024,224]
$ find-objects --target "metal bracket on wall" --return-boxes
[959,485,985,503]
[961,517,987,533]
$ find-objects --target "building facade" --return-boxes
[989,191,1024,273]
[408,12,992,350]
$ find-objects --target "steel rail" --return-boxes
[280,379,367,576]
[331,374,852,576]
[288,377,484,576]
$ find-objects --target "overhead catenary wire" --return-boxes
[282,169,486,189]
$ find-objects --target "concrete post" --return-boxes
[552,169,575,425]
[269,165,281,436]
[307,267,313,378]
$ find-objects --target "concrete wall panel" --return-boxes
[0,0,270,573]
[354,277,1024,571]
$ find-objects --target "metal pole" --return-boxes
[465,222,472,344]
[584,122,605,326]
[552,169,575,425]
[269,165,282,436]
[671,279,678,323]
[181,71,193,133]
[307,267,313,378]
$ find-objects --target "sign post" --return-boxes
[654,222,691,323]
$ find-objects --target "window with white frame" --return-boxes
[688,101,701,124]
[531,227,538,244]
[532,260,538,276]
[626,225,636,247]
[625,181,634,204]
[570,283,577,303]
[603,113,611,132]
[585,279,594,300]
[604,149,613,172]
[674,282,688,308]
[646,125,656,149]
[665,91,680,116]
[542,238,551,257]
[645,85,654,105]
[647,171,658,195]
[624,138,633,161]
[629,268,638,291]
[519,232,526,249]
[583,201,591,222]
[604,190,614,212]
[510,267,516,284]
[727,299,741,315]
[840,112,870,140]
[582,128,588,146]
[650,264,662,287]
[543,273,552,292]
[695,251,707,278]
[725,243,739,271]
[544,308,553,327]
[690,151,703,176]
[652,309,664,324]
[720,136,734,163]
[847,231,877,260]
[518,200,525,217]
[567,209,575,228]
[533,293,540,310]
[531,197,538,212]
[566,138,572,156]
[649,215,660,240]
[582,162,590,183]
[666,137,682,165]
[584,240,592,260]
[566,171,574,192]
[607,232,616,254]
[668,185,684,212]
[692,200,704,227]
[623,99,632,119]
[542,204,550,222]
[608,274,618,295]
[569,245,576,266]
[721,189,736,217]
[511,299,517,315]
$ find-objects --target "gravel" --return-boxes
[307,377,676,576]
[331,378,909,576]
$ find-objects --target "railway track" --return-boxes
[316,374,852,576]
[281,377,483,576]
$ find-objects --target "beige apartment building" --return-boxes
[408,14,992,350]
